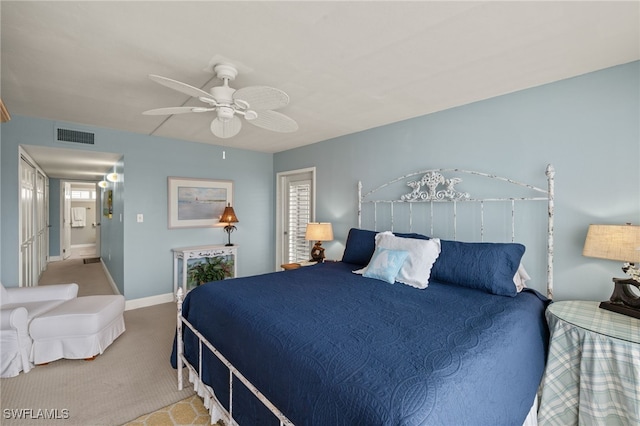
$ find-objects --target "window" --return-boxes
[70,190,95,200]
[287,179,311,263]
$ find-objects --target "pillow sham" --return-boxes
[513,263,531,292]
[362,247,409,284]
[342,228,378,266]
[356,231,441,289]
[430,239,525,297]
[341,228,432,266]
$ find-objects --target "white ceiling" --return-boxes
[2,1,639,179]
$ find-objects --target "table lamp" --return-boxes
[220,204,239,246]
[583,223,640,319]
[305,222,333,262]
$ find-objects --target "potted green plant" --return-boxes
[187,257,234,288]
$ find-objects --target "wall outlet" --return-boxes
[137,214,143,223]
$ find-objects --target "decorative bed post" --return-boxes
[176,287,184,391]
[546,164,555,300]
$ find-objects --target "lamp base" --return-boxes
[310,241,326,263]
[599,301,640,320]
[224,224,236,247]
[599,277,640,319]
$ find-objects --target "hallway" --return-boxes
[39,255,116,297]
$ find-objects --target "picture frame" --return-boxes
[168,177,233,229]
[103,189,113,219]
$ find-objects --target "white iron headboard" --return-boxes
[358,165,555,299]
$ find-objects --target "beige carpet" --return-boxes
[0,258,196,425]
[38,257,116,297]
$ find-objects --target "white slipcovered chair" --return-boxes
[1,282,78,378]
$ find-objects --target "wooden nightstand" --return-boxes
[538,300,640,425]
[280,261,317,270]
[280,263,301,270]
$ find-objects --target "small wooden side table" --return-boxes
[280,263,301,270]
[280,261,317,270]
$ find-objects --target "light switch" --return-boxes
[137,214,143,223]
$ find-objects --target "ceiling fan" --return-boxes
[143,63,298,138]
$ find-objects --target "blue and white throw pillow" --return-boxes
[362,247,409,284]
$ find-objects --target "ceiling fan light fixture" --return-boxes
[211,115,242,138]
[217,106,235,121]
[145,63,297,138]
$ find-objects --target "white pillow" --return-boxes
[356,232,441,289]
[513,263,531,292]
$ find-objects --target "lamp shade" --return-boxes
[583,224,640,262]
[219,204,238,224]
[305,222,333,241]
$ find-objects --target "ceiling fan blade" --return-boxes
[233,86,289,111]
[142,106,213,115]
[210,115,242,138]
[247,110,298,133]
[149,74,213,100]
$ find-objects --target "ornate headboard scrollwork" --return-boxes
[401,171,470,202]
[358,165,555,299]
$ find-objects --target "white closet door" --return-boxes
[36,170,48,278]
[19,157,35,286]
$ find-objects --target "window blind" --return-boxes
[287,180,311,263]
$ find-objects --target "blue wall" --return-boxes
[2,61,638,302]
[275,61,640,302]
[1,118,274,299]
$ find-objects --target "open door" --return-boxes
[276,167,316,269]
[94,182,101,257]
[62,182,71,259]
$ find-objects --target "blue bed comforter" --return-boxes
[172,261,549,425]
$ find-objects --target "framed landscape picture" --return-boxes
[168,177,233,229]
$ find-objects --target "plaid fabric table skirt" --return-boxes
[538,301,640,426]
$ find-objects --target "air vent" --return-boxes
[56,128,95,145]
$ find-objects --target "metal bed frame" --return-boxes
[358,164,555,299]
[176,164,556,425]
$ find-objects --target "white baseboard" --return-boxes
[44,257,173,311]
[125,293,174,311]
[100,261,121,297]
[71,243,96,248]
[98,260,173,311]
[100,259,172,311]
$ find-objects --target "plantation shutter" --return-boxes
[287,179,312,263]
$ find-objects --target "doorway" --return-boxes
[62,181,101,260]
[275,167,316,269]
